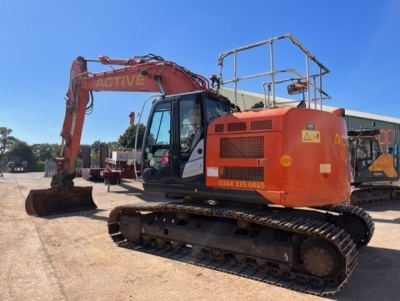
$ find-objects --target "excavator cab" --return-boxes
[141,91,232,196]
[348,128,399,184]
[348,128,399,205]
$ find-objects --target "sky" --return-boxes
[1,0,399,145]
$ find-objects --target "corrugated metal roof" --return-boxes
[220,88,400,124]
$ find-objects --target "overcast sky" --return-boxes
[1,0,399,145]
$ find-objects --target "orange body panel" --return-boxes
[206,107,350,207]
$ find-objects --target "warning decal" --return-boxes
[280,155,292,167]
[302,130,320,143]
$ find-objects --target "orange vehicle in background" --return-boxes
[25,34,374,296]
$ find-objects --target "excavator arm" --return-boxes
[26,54,212,216]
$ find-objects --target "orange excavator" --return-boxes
[25,34,374,296]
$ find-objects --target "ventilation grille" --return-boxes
[220,136,264,158]
[215,124,224,133]
[214,120,273,133]
[251,120,272,130]
[220,167,264,181]
[227,122,246,132]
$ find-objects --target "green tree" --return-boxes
[118,123,146,149]
[31,143,58,161]
[78,144,91,159]
[0,127,16,159]
[108,141,120,152]
[0,127,18,171]
[89,141,110,166]
[7,140,37,171]
[91,140,109,155]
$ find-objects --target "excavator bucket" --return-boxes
[25,186,97,217]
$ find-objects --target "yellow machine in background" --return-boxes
[348,128,399,205]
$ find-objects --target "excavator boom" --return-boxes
[25,54,211,216]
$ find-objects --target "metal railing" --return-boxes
[217,34,331,110]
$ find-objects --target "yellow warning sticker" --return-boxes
[280,155,292,167]
[334,133,341,145]
[302,130,320,143]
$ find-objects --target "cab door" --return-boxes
[141,99,173,183]
[141,93,205,184]
[173,94,205,181]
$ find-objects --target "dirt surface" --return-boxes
[1,172,400,301]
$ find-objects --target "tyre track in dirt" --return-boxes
[0,175,67,301]
[1,173,400,301]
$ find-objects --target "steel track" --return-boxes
[108,202,360,296]
[350,185,399,206]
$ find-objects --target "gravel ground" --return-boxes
[1,172,399,301]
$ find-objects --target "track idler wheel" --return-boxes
[335,215,367,247]
[301,238,340,278]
